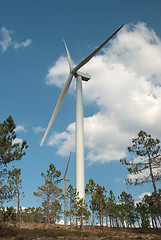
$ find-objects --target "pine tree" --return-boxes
[107,190,117,227]
[118,191,136,228]
[92,184,107,226]
[85,178,97,225]
[74,198,90,229]
[0,115,28,202]
[7,168,24,222]
[120,130,161,215]
[50,199,62,224]
[136,201,150,228]
[34,164,62,225]
[66,184,76,226]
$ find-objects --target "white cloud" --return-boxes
[127,164,161,184]
[136,192,151,200]
[0,26,12,52]
[0,26,32,52]
[15,125,27,133]
[33,126,45,134]
[46,56,69,87]
[84,114,130,164]
[14,39,32,49]
[47,123,75,156]
[13,138,23,144]
[45,22,161,164]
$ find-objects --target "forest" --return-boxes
[0,116,161,229]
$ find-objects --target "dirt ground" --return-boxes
[0,223,161,240]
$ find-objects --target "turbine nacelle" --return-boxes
[64,178,70,181]
[75,71,91,82]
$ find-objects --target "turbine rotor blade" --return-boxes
[63,40,73,71]
[63,152,71,179]
[40,73,73,146]
[72,25,124,74]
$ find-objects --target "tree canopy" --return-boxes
[0,115,28,167]
[34,164,62,225]
[120,130,161,215]
[0,115,28,202]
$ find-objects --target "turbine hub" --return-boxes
[75,71,91,81]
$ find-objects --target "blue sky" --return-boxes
[1,0,161,208]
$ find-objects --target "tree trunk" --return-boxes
[109,218,112,227]
[153,216,158,228]
[99,215,101,226]
[148,156,161,216]
[106,215,108,227]
[92,211,95,225]
[76,215,78,228]
[70,200,72,226]
[156,216,161,227]
[47,194,50,225]
[16,189,20,222]
[116,218,119,227]
[121,220,125,228]
[151,214,155,228]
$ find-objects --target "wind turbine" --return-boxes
[63,152,71,225]
[40,25,123,200]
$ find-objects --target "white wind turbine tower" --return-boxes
[40,25,123,200]
[63,152,71,225]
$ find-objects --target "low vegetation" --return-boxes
[0,223,161,240]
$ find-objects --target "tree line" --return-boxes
[0,116,161,228]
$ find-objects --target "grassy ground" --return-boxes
[0,223,161,240]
